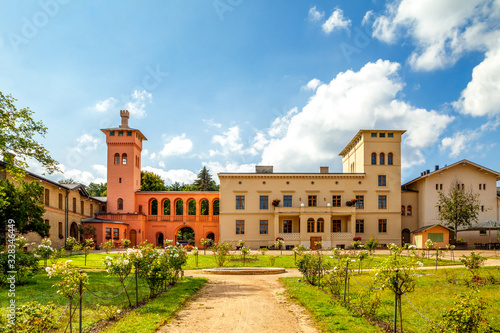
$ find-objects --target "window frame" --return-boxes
[308,195,317,207]
[283,220,292,233]
[378,195,387,209]
[355,195,364,209]
[378,175,387,186]
[236,195,245,209]
[105,228,112,240]
[332,195,341,207]
[283,195,292,207]
[356,219,364,233]
[332,219,341,232]
[316,218,324,233]
[307,219,315,233]
[113,228,119,240]
[260,220,269,234]
[259,195,269,209]
[236,220,245,234]
[378,219,387,233]
[379,153,385,165]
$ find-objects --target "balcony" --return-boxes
[331,232,353,240]
[146,215,219,222]
[274,206,356,215]
[277,233,300,240]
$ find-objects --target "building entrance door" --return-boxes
[310,236,322,250]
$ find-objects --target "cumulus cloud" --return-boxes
[141,166,197,185]
[92,164,107,177]
[308,6,324,22]
[259,59,453,171]
[322,9,351,34]
[209,126,245,157]
[95,97,117,112]
[204,161,255,183]
[73,134,101,153]
[125,89,152,118]
[453,43,500,116]
[159,134,193,157]
[203,119,222,128]
[302,79,322,91]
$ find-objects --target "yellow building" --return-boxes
[219,130,405,249]
[0,161,106,249]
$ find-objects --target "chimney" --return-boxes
[320,166,329,173]
[426,169,430,174]
[119,110,130,129]
[435,165,439,171]
[255,166,273,174]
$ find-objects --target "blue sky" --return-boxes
[1,0,499,185]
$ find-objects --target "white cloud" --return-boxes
[302,78,322,91]
[204,161,255,183]
[440,132,470,157]
[259,59,453,171]
[370,0,500,71]
[159,134,193,157]
[453,42,500,116]
[322,9,351,34]
[268,107,298,138]
[158,161,166,168]
[74,134,100,153]
[95,97,117,112]
[92,164,107,177]
[203,119,222,128]
[209,126,244,157]
[125,89,152,118]
[308,6,324,22]
[142,166,196,185]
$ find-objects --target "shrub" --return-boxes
[460,251,486,278]
[212,241,233,267]
[323,265,346,296]
[269,255,277,266]
[102,239,113,253]
[103,254,134,306]
[66,236,78,254]
[352,240,361,249]
[3,301,57,333]
[95,304,122,321]
[0,250,39,286]
[356,288,382,318]
[296,253,330,285]
[122,239,131,248]
[364,237,378,254]
[34,238,55,267]
[258,247,269,255]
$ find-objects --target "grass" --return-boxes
[102,277,206,333]
[283,266,500,333]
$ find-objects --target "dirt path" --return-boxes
[158,270,318,333]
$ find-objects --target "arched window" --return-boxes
[188,199,196,215]
[371,153,377,165]
[307,218,315,233]
[150,199,158,215]
[122,153,127,165]
[380,153,385,165]
[118,198,123,210]
[163,199,170,215]
[200,199,209,215]
[213,199,220,215]
[317,218,324,233]
[407,205,412,216]
[175,199,183,216]
[401,205,405,216]
[114,153,120,164]
[388,153,393,165]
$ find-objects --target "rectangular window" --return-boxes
[388,133,394,138]
[90,204,94,216]
[259,196,269,209]
[316,219,324,232]
[479,184,482,190]
[118,131,123,136]
[332,195,341,207]
[283,220,292,233]
[356,220,364,233]
[428,233,443,242]
[105,228,112,239]
[110,130,115,136]
[481,205,484,212]
[332,220,341,232]
[58,222,63,237]
[44,219,50,226]
[378,219,387,233]
[371,132,377,137]
[308,195,317,207]
[440,184,443,190]
[73,198,77,213]
[483,184,486,190]
[236,196,245,209]
[283,195,292,207]
[378,175,386,186]
[480,230,487,235]
[44,188,50,206]
[260,220,268,234]
[307,219,314,233]
[355,195,364,209]
[127,131,132,136]
[113,228,119,240]
[436,184,439,190]
[81,201,84,215]
[378,195,387,209]
[59,193,63,209]
[236,220,245,234]
[379,133,386,138]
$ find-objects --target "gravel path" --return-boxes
[158,269,318,333]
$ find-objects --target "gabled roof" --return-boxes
[411,224,454,234]
[402,159,500,187]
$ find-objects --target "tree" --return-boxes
[436,179,480,241]
[0,179,47,244]
[193,166,218,191]
[0,92,60,177]
[86,182,107,197]
[58,178,77,184]
[141,171,166,191]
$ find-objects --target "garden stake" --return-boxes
[435,249,438,270]
[318,255,321,288]
[79,270,83,333]
[393,269,398,333]
[343,260,349,302]
[135,261,139,307]
[195,251,198,267]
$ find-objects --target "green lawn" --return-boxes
[283,266,500,333]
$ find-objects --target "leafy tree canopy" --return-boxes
[86,182,107,197]
[436,179,480,241]
[0,92,60,178]
[58,178,77,184]
[141,171,166,191]
[193,166,219,191]
[0,179,47,244]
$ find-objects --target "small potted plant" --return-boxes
[272,199,281,207]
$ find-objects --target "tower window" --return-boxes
[371,132,377,137]
[127,131,132,136]
[118,131,123,136]
[122,153,127,165]
[118,198,123,210]
[388,153,393,165]
[371,153,376,165]
[388,133,394,138]
[110,130,115,136]
[114,153,120,164]
[379,133,386,138]
[380,153,385,165]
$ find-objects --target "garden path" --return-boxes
[157,269,318,333]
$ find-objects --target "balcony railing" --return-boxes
[146,215,220,222]
[331,232,353,239]
[277,233,300,240]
